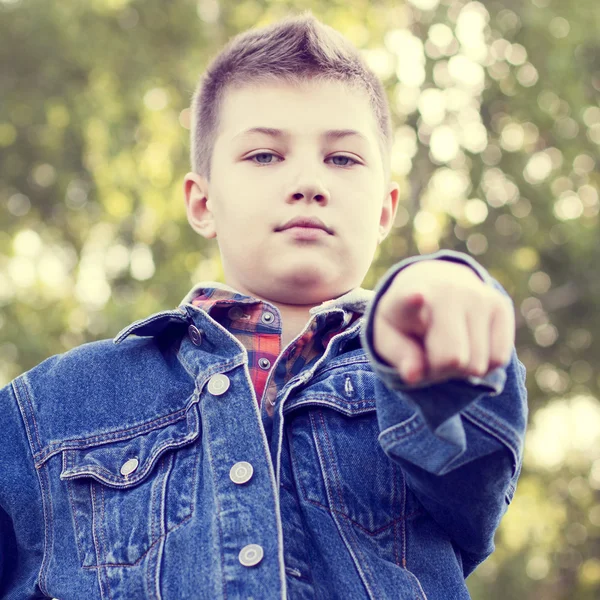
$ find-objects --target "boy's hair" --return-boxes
[190,12,392,182]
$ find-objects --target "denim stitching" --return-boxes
[35,464,52,597]
[315,410,380,599]
[466,404,520,446]
[288,414,425,533]
[153,455,172,600]
[66,480,86,564]
[380,418,427,443]
[202,403,228,600]
[400,473,408,569]
[11,380,52,596]
[63,436,194,486]
[148,457,163,597]
[287,421,321,507]
[91,483,110,599]
[314,412,346,512]
[78,447,198,570]
[36,405,195,466]
[284,394,376,413]
[76,441,200,570]
[294,492,425,534]
[150,459,160,563]
[60,408,200,485]
[81,512,196,569]
[187,436,200,521]
[310,413,372,596]
[464,405,521,466]
[311,356,370,374]
[400,515,429,600]
[392,461,401,568]
[97,484,107,565]
[99,485,115,600]
[16,379,44,452]
[309,411,372,597]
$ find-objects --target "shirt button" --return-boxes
[207,374,230,396]
[258,357,271,370]
[228,306,245,320]
[239,544,264,567]
[188,325,202,346]
[229,461,253,484]
[120,458,139,477]
[261,312,274,324]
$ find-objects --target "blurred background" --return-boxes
[0,0,599,597]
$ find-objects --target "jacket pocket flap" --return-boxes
[60,406,200,488]
[284,366,377,416]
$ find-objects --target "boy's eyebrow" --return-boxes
[232,126,369,144]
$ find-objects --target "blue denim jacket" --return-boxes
[0,251,527,600]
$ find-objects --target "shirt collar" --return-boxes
[178,282,375,317]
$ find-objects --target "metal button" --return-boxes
[207,374,230,396]
[120,458,139,477]
[258,357,271,370]
[229,461,253,484]
[228,306,245,320]
[239,544,264,567]
[261,312,274,324]
[188,325,202,346]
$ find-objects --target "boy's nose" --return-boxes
[289,182,329,204]
[291,191,327,203]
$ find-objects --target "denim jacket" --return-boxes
[0,251,527,600]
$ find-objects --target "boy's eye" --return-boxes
[329,155,358,167]
[249,152,281,165]
[247,152,359,167]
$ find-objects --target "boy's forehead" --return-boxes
[216,79,379,145]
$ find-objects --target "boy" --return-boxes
[0,13,527,600]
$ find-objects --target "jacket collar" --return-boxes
[180,281,374,316]
[114,282,374,345]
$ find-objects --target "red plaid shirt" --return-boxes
[190,287,361,415]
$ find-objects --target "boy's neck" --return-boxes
[203,280,313,349]
[270,302,314,349]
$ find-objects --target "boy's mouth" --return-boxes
[280,226,329,242]
[276,216,332,234]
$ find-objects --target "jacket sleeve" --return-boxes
[0,380,46,599]
[360,250,528,576]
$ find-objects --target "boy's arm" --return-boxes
[360,250,528,575]
[0,381,46,598]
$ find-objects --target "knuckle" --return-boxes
[437,353,468,373]
[470,362,488,378]
[495,294,514,316]
[490,348,512,368]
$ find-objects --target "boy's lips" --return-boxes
[276,216,333,234]
[281,227,328,241]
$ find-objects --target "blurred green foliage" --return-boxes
[1,0,599,597]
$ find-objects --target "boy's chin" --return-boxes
[260,272,351,305]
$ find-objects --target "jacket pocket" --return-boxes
[60,404,201,567]
[285,367,408,536]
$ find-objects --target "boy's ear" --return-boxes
[183,172,217,239]
[378,180,401,243]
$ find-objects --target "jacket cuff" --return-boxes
[360,250,507,432]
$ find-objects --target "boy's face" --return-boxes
[184,78,399,306]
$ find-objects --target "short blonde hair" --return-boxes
[190,12,392,181]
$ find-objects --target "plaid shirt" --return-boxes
[190,287,361,415]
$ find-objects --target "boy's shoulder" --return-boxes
[5,317,195,461]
